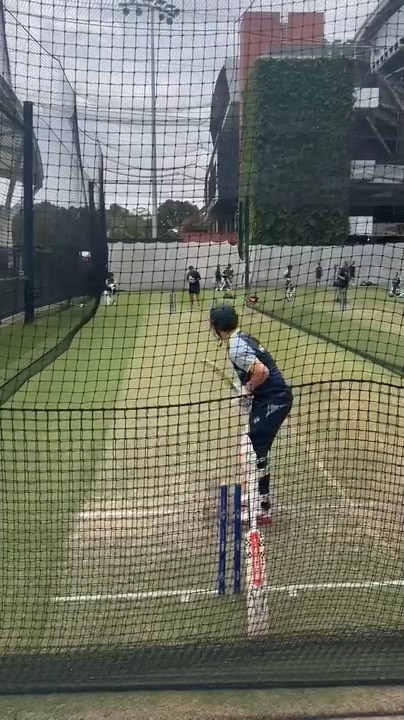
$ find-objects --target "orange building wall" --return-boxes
[239,11,325,95]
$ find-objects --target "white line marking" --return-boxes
[78,508,177,520]
[269,579,404,593]
[78,501,357,521]
[52,589,217,603]
[52,579,404,604]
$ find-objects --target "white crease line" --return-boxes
[78,500,371,521]
[79,508,178,520]
[52,579,404,604]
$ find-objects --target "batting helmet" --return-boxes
[209,305,239,333]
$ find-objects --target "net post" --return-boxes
[233,483,242,594]
[22,100,34,325]
[169,292,176,314]
[97,149,108,261]
[88,180,100,299]
[218,483,228,596]
[244,196,250,292]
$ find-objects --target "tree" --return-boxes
[157,200,199,240]
[107,204,151,241]
[12,201,91,252]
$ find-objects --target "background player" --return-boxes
[348,260,357,286]
[389,271,403,297]
[336,261,349,310]
[209,305,293,524]
[315,262,323,288]
[333,264,338,284]
[223,264,234,293]
[283,264,295,301]
[186,265,201,308]
[216,264,233,293]
[105,272,117,306]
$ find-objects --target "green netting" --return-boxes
[0,0,402,694]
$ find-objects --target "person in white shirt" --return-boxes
[283,264,295,301]
[105,273,117,305]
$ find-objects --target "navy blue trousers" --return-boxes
[248,396,292,466]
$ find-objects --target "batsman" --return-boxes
[209,305,293,524]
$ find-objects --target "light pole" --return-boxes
[119,0,180,240]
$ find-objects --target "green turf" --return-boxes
[257,286,404,376]
[2,685,404,719]
[0,304,91,388]
[0,294,149,650]
[0,289,402,678]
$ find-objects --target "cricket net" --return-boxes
[0,0,403,696]
[0,379,403,692]
[0,4,107,404]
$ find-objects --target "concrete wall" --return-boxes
[249,243,404,287]
[109,242,241,291]
[109,241,404,292]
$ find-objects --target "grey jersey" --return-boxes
[228,330,291,401]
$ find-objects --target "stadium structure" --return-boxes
[205,2,404,240]
[0,0,42,270]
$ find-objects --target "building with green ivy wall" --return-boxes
[205,5,404,246]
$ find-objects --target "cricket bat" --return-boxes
[244,443,269,638]
[245,525,269,637]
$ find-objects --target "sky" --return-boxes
[2,0,379,210]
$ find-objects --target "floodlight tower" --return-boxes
[119,0,181,240]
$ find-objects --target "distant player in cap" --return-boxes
[336,261,349,310]
[209,305,293,524]
[315,262,323,288]
[186,265,201,308]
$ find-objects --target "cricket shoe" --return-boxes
[257,502,272,526]
[241,499,272,526]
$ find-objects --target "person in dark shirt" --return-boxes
[186,266,201,308]
[315,263,323,288]
[210,305,293,525]
[348,261,356,285]
[337,262,349,310]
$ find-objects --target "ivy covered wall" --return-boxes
[240,56,354,246]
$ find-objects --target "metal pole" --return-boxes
[149,7,158,240]
[23,101,34,324]
[244,196,250,292]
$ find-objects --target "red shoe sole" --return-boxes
[241,514,272,527]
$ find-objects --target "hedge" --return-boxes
[240,56,354,246]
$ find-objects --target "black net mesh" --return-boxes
[0,0,403,694]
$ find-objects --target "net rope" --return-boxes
[0,0,402,693]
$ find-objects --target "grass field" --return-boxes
[2,685,404,720]
[256,284,404,375]
[0,288,402,685]
[0,302,92,388]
